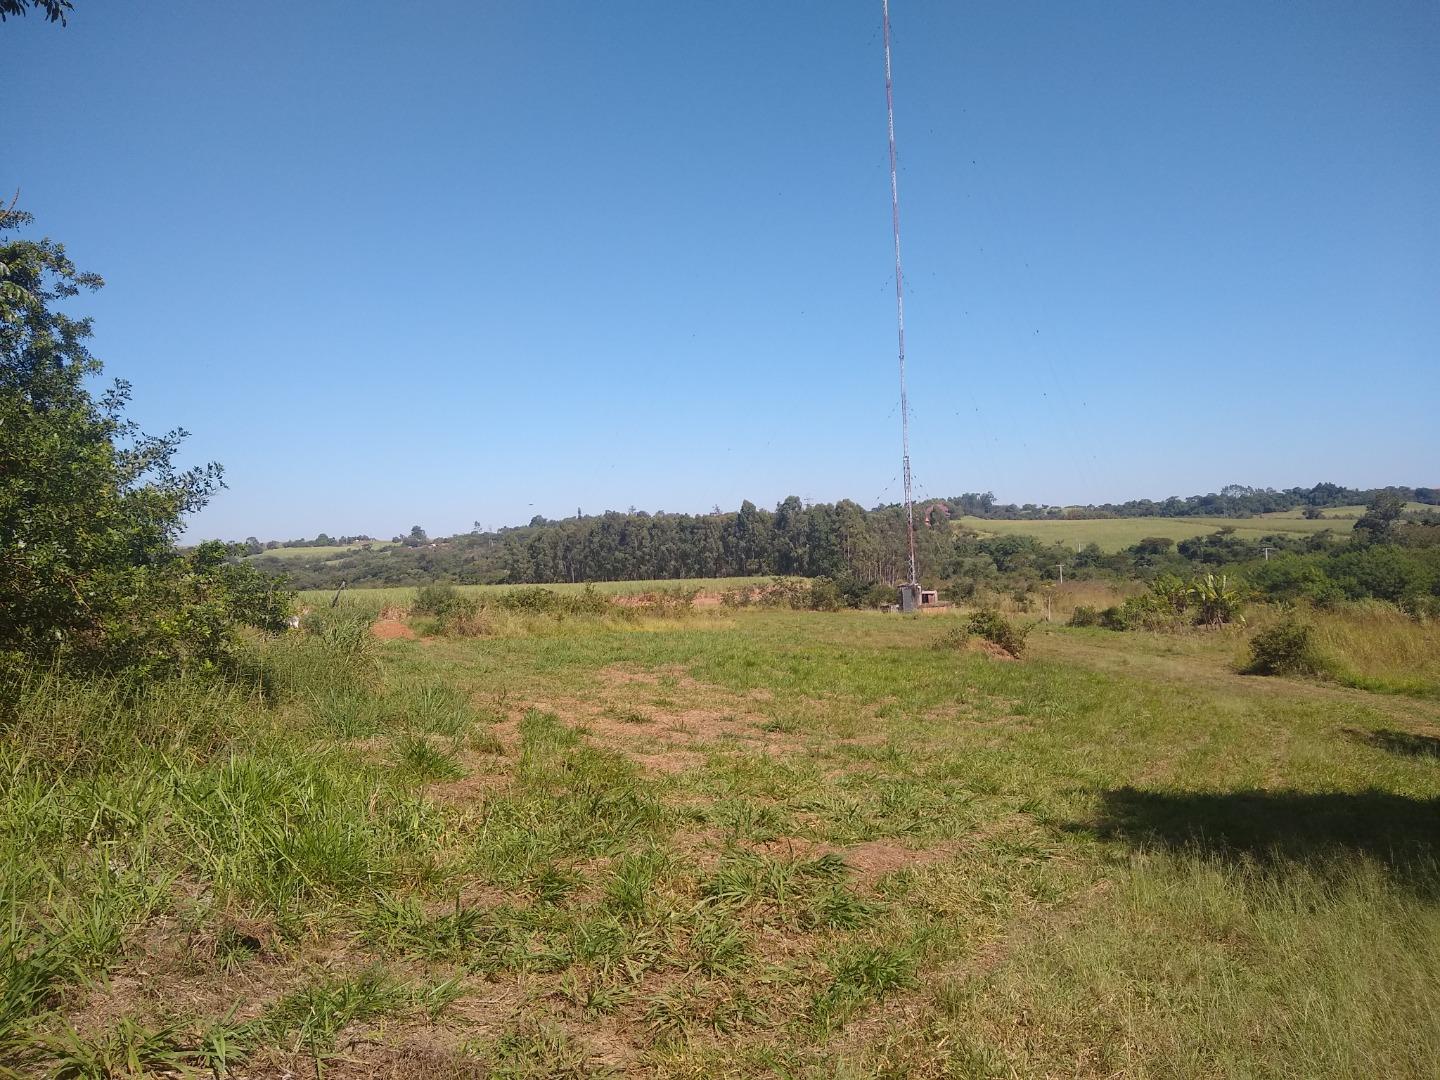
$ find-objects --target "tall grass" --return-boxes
[0,613,468,1063]
[297,575,776,610]
[1245,602,1440,697]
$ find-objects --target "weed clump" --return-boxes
[933,625,970,651]
[1245,618,1330,676]
[411,583,493,636]
[1069,605,1101,627]
[1095,574,1249,632]
[412,583,476,619]
[966,610,1031,658]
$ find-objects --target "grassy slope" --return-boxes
[6,609,1439,1077]
[246,541,397,562]
[955,513,1354,551]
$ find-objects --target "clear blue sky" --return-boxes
[6,1,1436,540]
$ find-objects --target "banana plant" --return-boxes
[1188,573,1247,627]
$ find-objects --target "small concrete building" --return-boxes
[898,585,940,612]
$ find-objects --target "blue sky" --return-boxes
[6,1,1436,540]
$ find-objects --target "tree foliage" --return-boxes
[1354,490,1406,542]
[0,0,72,24]
[0,208,290,682]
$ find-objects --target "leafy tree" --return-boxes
[0,208,290,682]
[1354,490,1406,542]
[0,0,71,23]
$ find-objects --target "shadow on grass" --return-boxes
[1343,728,1440,760]
[1080,786,1440,897]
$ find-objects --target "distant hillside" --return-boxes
[234,483,1436,589]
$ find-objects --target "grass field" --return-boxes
[247,541,396,562]
[299,577,780,609]
[1257,503,1430,521]
[955,513,1355,551]
[5,604,1438,1077]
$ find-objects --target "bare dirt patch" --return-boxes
[629,747,708,774]
[427,760,511,807]
[969,639,1019,661]
[844,839,966,883]
[62,918,364,1042]
[519,665,806,775]
[372,617,417,641]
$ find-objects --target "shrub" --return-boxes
[493,587,563,614]
[758,577,810,609]
[1400,594,1440,621]
[1068,605,1101,628]
[412,583,477,619]
[1148,575,1190,616]
[1100,595,1177,632]
[1098,605,1132,631]
[566,584,613,616]
[932,625,970,650]
[863,583,898,609]
[1,210,292,687]
[1245,618,1329,676]
[1189,573,1247,627]
[409,583,494,636]
[965,609,1031,658]
[807,578,842,612]
[632,587,699,618]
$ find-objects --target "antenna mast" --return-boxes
[881,0,918,587]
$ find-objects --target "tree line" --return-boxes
[245,487,1438,594]
[945,483,1438,521]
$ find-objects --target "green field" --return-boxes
[299,576,778,608]
[1256,503,1431,521]
[6,602,1438,1076]
[956,513,1354,551]
[248,541,396,562]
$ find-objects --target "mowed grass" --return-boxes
[955,513,1354,551]
[4,606,1438,1077]
[298,576,778,609]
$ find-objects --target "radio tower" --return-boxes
[881,0,919,594]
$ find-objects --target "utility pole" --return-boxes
[1058,563,1064,585]
[1261,546,1272,562]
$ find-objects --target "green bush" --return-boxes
[932,625,970,651]
[807,578,842,612]
[1245,619,1329,676]
[412,583,477,619]
[965,609,1031,658]
[758,577,810,609]
[1098,605,1132,631]
[1,211,293,687]
[491,585,612,617]
[1098,595,1176,632]
[1068,605,1101,627]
